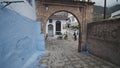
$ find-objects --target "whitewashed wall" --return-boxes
[46,19,67,38]
[111,10,120,18]
[0,0,36,20]
[68,13,78,24]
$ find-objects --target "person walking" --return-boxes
[73,31,77,41]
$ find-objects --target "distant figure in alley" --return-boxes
[73,31,77,41]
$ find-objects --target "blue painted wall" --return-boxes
[0,5,45,68]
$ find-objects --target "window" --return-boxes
[56,21,61,35]
[49,19,52,23]
[26,0,32,6]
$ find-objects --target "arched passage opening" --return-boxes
[36,0,94,52]
[45,10,82,52]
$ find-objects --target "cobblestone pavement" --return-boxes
[38,36,120,68]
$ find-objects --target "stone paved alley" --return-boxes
[38,35,120,68]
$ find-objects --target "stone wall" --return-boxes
[87,18,120,66]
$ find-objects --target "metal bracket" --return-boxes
[0,1,24,9]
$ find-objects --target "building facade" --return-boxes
[67,13,78,27]
[0,0,36,20]
[46,14,68,38]
[111,10,120,18]
[0,0,45,68]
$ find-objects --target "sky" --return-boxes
[92,0,120,7]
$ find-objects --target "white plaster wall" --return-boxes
[61,20,67,34]
[0,0,36,20]
[46,19,67,38]
[111,10,120,18]
[68,13,78,25]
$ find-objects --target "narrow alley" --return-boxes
[0,0,120,68]
[39,34,119,68]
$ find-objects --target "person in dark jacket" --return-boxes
[73,31,77,41]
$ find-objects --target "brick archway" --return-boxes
[36,1,94,52]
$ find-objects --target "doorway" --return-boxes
[56,21,61,35]
[48,24,54,37]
